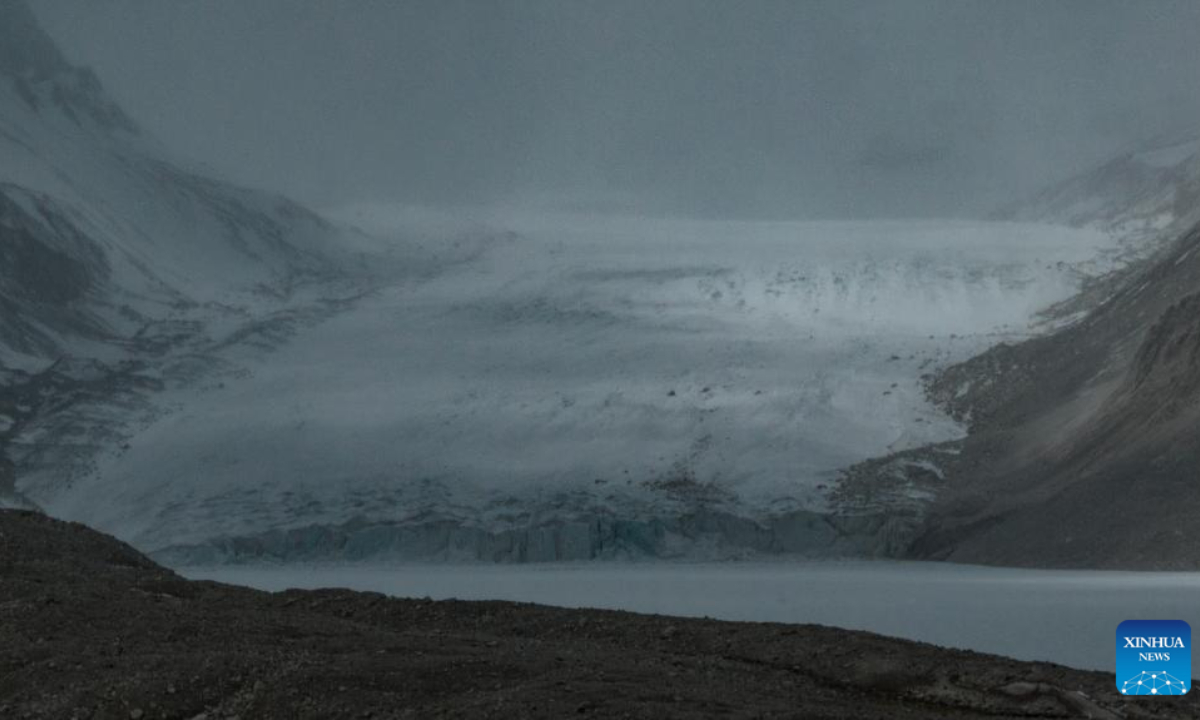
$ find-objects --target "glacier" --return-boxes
[35,204,1123,562]
[0,6,1136,561]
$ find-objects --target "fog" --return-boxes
[30,0,1200,219]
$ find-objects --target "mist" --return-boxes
[30,0,1200,219]
[10,1,1200,707]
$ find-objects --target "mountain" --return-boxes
[0,0,358,509]
[903,217,1200,568]
[822,135,1200,570]
[5,0,1184,568]
[0,0,1125,559]
[995,132,1200,256]
[0,0,342,364]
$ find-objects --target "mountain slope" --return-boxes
[995,132,1200,256]
[909,220,1200,568]
[0,0,360,510]
[0,0,343,368]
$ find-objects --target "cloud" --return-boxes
[29,0,1200,219]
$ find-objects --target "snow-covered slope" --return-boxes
[995,132,1200,255]
[0,0,345,369]
[0,0,357,509]
[49,204,1122,563]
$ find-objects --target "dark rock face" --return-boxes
[908,223,1200,568]
[1129,293,1200,401]
[0,186,112,357]
[0,187,106,298]
[0,455,17,499]
[0,510,1164,719]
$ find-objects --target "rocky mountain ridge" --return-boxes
[905,218,1200,567]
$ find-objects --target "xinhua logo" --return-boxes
[1116,620,1191,696]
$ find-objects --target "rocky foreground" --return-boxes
[1,511,1194,719]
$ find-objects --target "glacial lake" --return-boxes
[182,560,1200,672]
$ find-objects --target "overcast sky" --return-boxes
[30,0,1200,219]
